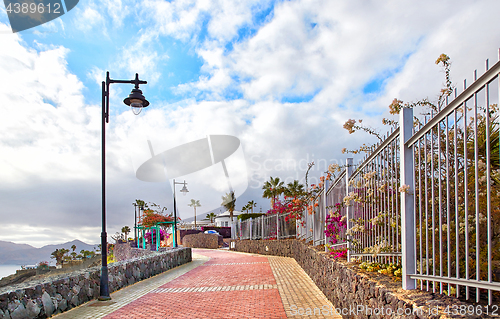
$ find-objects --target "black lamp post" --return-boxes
[133,202,138,243]
[100,72,148,301]
[172,179,188,247]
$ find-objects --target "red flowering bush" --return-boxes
[140,209,174,228]
[324,203,349,258]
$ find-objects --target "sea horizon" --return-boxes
[0,264,24,280]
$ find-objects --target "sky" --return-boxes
[0,0,499,247]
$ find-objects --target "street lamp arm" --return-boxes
[108,73,147,87]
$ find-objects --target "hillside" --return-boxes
[0,240,97,265]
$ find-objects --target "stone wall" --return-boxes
[113,243,156,262]
[179,229,203,244]
[183,233,220,249]
[0,247,191,319]
[232,239,489,319]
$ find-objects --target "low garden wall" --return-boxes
[183,233,221,249]
[179,229,203,244]
[113,242,157,262]
[231,239,487,319]
[0,247,191,319]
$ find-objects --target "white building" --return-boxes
[189,219,211,228]
[215,210,241,227]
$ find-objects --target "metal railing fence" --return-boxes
[345,129,401,264]
[235,212,296,240]
[402,57,500,303]
[232,51,500,304]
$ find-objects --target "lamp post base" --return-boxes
[99,265,111,301]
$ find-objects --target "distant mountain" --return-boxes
[0,240,98,266]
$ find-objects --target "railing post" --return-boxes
[400,107,416,290]
[250,217,253,240]
[346,158,353,262]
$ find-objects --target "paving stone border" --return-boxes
[0,247,191,319]
[232,239,495,319]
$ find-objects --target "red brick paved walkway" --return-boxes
[53,249,340,319]
[103,250,287,319]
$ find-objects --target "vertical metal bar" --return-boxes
[250,217,253,240]
[374,154,378,262]
[446,111,451,294]
[454,109,460,298]
[411,139,417,270]
[424,115,429,291]
[430,110,436,293]
[324,178,329,248]
[464,80,470,300]
[277,205,280,240]
[262,212,265,240]
[346,158,353,261]
[389,126,395,255]
[377,145,381,262]
[310,201,313,244]
[438,115,443,294]
[381,144,386,264]
[401,108,416,290]
[397,137,401,265]
[373,155,376,259]
[418,124,423,289]
[485,61,493,305]
[368,155,371,259]
[473,70,480,302]
[386,140,390,262]
[367,160,370,259]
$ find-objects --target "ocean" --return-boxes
[0,265,22,279]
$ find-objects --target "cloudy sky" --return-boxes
[0,0,499,247]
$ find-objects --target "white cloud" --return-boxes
[2,0,500,246]
[113,32,168,85]
[73,3,106,32]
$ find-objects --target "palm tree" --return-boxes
[262,176,285,209]
[71,244,76,252]
[247,200,257,214]
[50,248,69,266]
[121,226,131,241]
[284,180,306,199]
[241,204,249,213]
[221,191,236,221]
[188,199,201,227]
[206,212,217,223]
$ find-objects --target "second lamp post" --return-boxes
[172,179,188,247]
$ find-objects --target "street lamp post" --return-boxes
[100,72,149,301]
[172,179,188,247]
[133,203,137,243]
[133,202,144,244]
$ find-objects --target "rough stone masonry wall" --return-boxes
[183,233,221,249]
[113,242,157,262]
[0,247,191,319]
[232,239,490,319]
